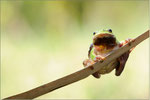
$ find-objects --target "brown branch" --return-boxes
[4,30,149,99]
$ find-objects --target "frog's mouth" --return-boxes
[93,33,117,49]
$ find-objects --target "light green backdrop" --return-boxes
[1,1,149,99]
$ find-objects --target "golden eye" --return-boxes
[93,32,96,35]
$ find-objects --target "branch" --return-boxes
[4,30,149,99]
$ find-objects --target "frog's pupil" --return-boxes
[108,29,112,33]
[93,32,96,35]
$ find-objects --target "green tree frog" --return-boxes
[83,29,134,78]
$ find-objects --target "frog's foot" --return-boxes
[92,71,101,79]
[83,59,95,67]
[119,38,135,53]
[115,51,130,76]
[119,38,132,47]
[94,55,105,63]
[83,59,101,78]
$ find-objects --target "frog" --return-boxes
[83,29,134,78]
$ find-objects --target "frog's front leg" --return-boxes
[119,38,135,52]
[94,55,105,63]
[83,59,95,67]
[115,38,134,76]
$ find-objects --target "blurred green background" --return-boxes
[1,1,149,99]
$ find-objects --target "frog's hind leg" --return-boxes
[115,51,130,76]
[116,38,134,76]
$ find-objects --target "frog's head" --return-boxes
[93,29,117,51]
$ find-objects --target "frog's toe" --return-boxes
[94,56,105,62]
[83,59,90,66]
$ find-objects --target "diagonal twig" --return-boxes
[4,30,149,99]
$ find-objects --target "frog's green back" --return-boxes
[99,29,112,34]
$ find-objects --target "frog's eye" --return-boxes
[93,32,96,35]
[108,29,112,33]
